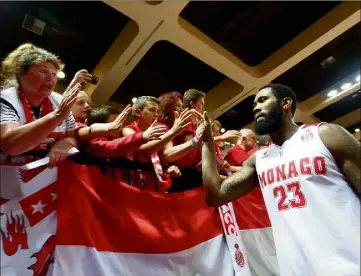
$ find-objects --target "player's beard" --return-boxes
[254,102,283,135]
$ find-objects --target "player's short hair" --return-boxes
[260,84,297,116]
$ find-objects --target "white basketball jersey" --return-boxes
[255,123,360,276]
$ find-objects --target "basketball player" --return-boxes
[201,84,360,275]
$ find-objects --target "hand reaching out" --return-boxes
[166,165,182,178]
[142,120,167,141]
[47,138,75,168]
[170,109,193,136]
[69,69,92,88]
[195,123,205,141]
[107,104,132,135]
[220,130,240,142]
[55,83,81,120]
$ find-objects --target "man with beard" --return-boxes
[201,84,360,276]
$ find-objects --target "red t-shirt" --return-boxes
[123,121,161,191]
[225,145,262,166]
[225,146,251,166]
[172,120,202,168]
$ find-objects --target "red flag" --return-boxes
[54,161,279,276]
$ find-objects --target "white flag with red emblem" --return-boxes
[0,162,58,276]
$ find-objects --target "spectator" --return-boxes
[72,91,92,127]
[174,89,206,168]
[0,43,90,166]
[86,105,164,159]
[258,134,271,147]
[179,89,239,169]
[211,119,225,151]
[122,96,189,191]
[158,91,204,164]
[225,129,258,167]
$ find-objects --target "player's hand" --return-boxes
[142,120,167,141]
[202,111,213,142]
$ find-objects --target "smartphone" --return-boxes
[90,75,99,85]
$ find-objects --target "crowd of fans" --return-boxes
[0,43,268,192]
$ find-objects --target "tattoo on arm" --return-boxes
[223,178,238,195]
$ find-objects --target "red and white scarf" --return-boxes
[126,121,172,192]
[18,88,66,152]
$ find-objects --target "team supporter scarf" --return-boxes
[126,121,172,192]
[18,89,66,152]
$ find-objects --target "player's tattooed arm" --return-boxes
[202,140,257,206]
[319,123,361,195]
[220,154,258,195]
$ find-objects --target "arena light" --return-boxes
[327,90,337,97]
[341,83,351,90]
[356,75,360,82]
[220,128,225,133]
[132,97,137,103]
[57,71,65,79]
[355,128,360,133]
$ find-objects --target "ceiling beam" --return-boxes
[91,1,360,129]
[331,109,361,128]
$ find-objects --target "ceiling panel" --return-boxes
[110,40,226,105]
[180,1,340,66]
[217,95,255,131]
[314,90,361,122]
[273,22,361,102]
[0,1,129,85]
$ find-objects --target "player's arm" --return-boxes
[319,123,361,194]
[201,112,258,206]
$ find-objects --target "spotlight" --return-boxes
[220,128,225,133]
[57,71,65,79]
[355,128,360,133]
[327,90,337,97]
[341,83,351,90]
[132,97,137,103]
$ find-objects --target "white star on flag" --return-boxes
[31,200,47,214]
[51,193,58,201]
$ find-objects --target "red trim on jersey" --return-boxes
[301,123,319,129]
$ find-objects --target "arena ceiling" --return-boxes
[0,1,360,139]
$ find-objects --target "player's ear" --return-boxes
[283,97,293,112]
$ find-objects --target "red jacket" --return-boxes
[86,132,145,158]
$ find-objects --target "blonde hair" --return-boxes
[1,43,64,87]
[211,119,222,129]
